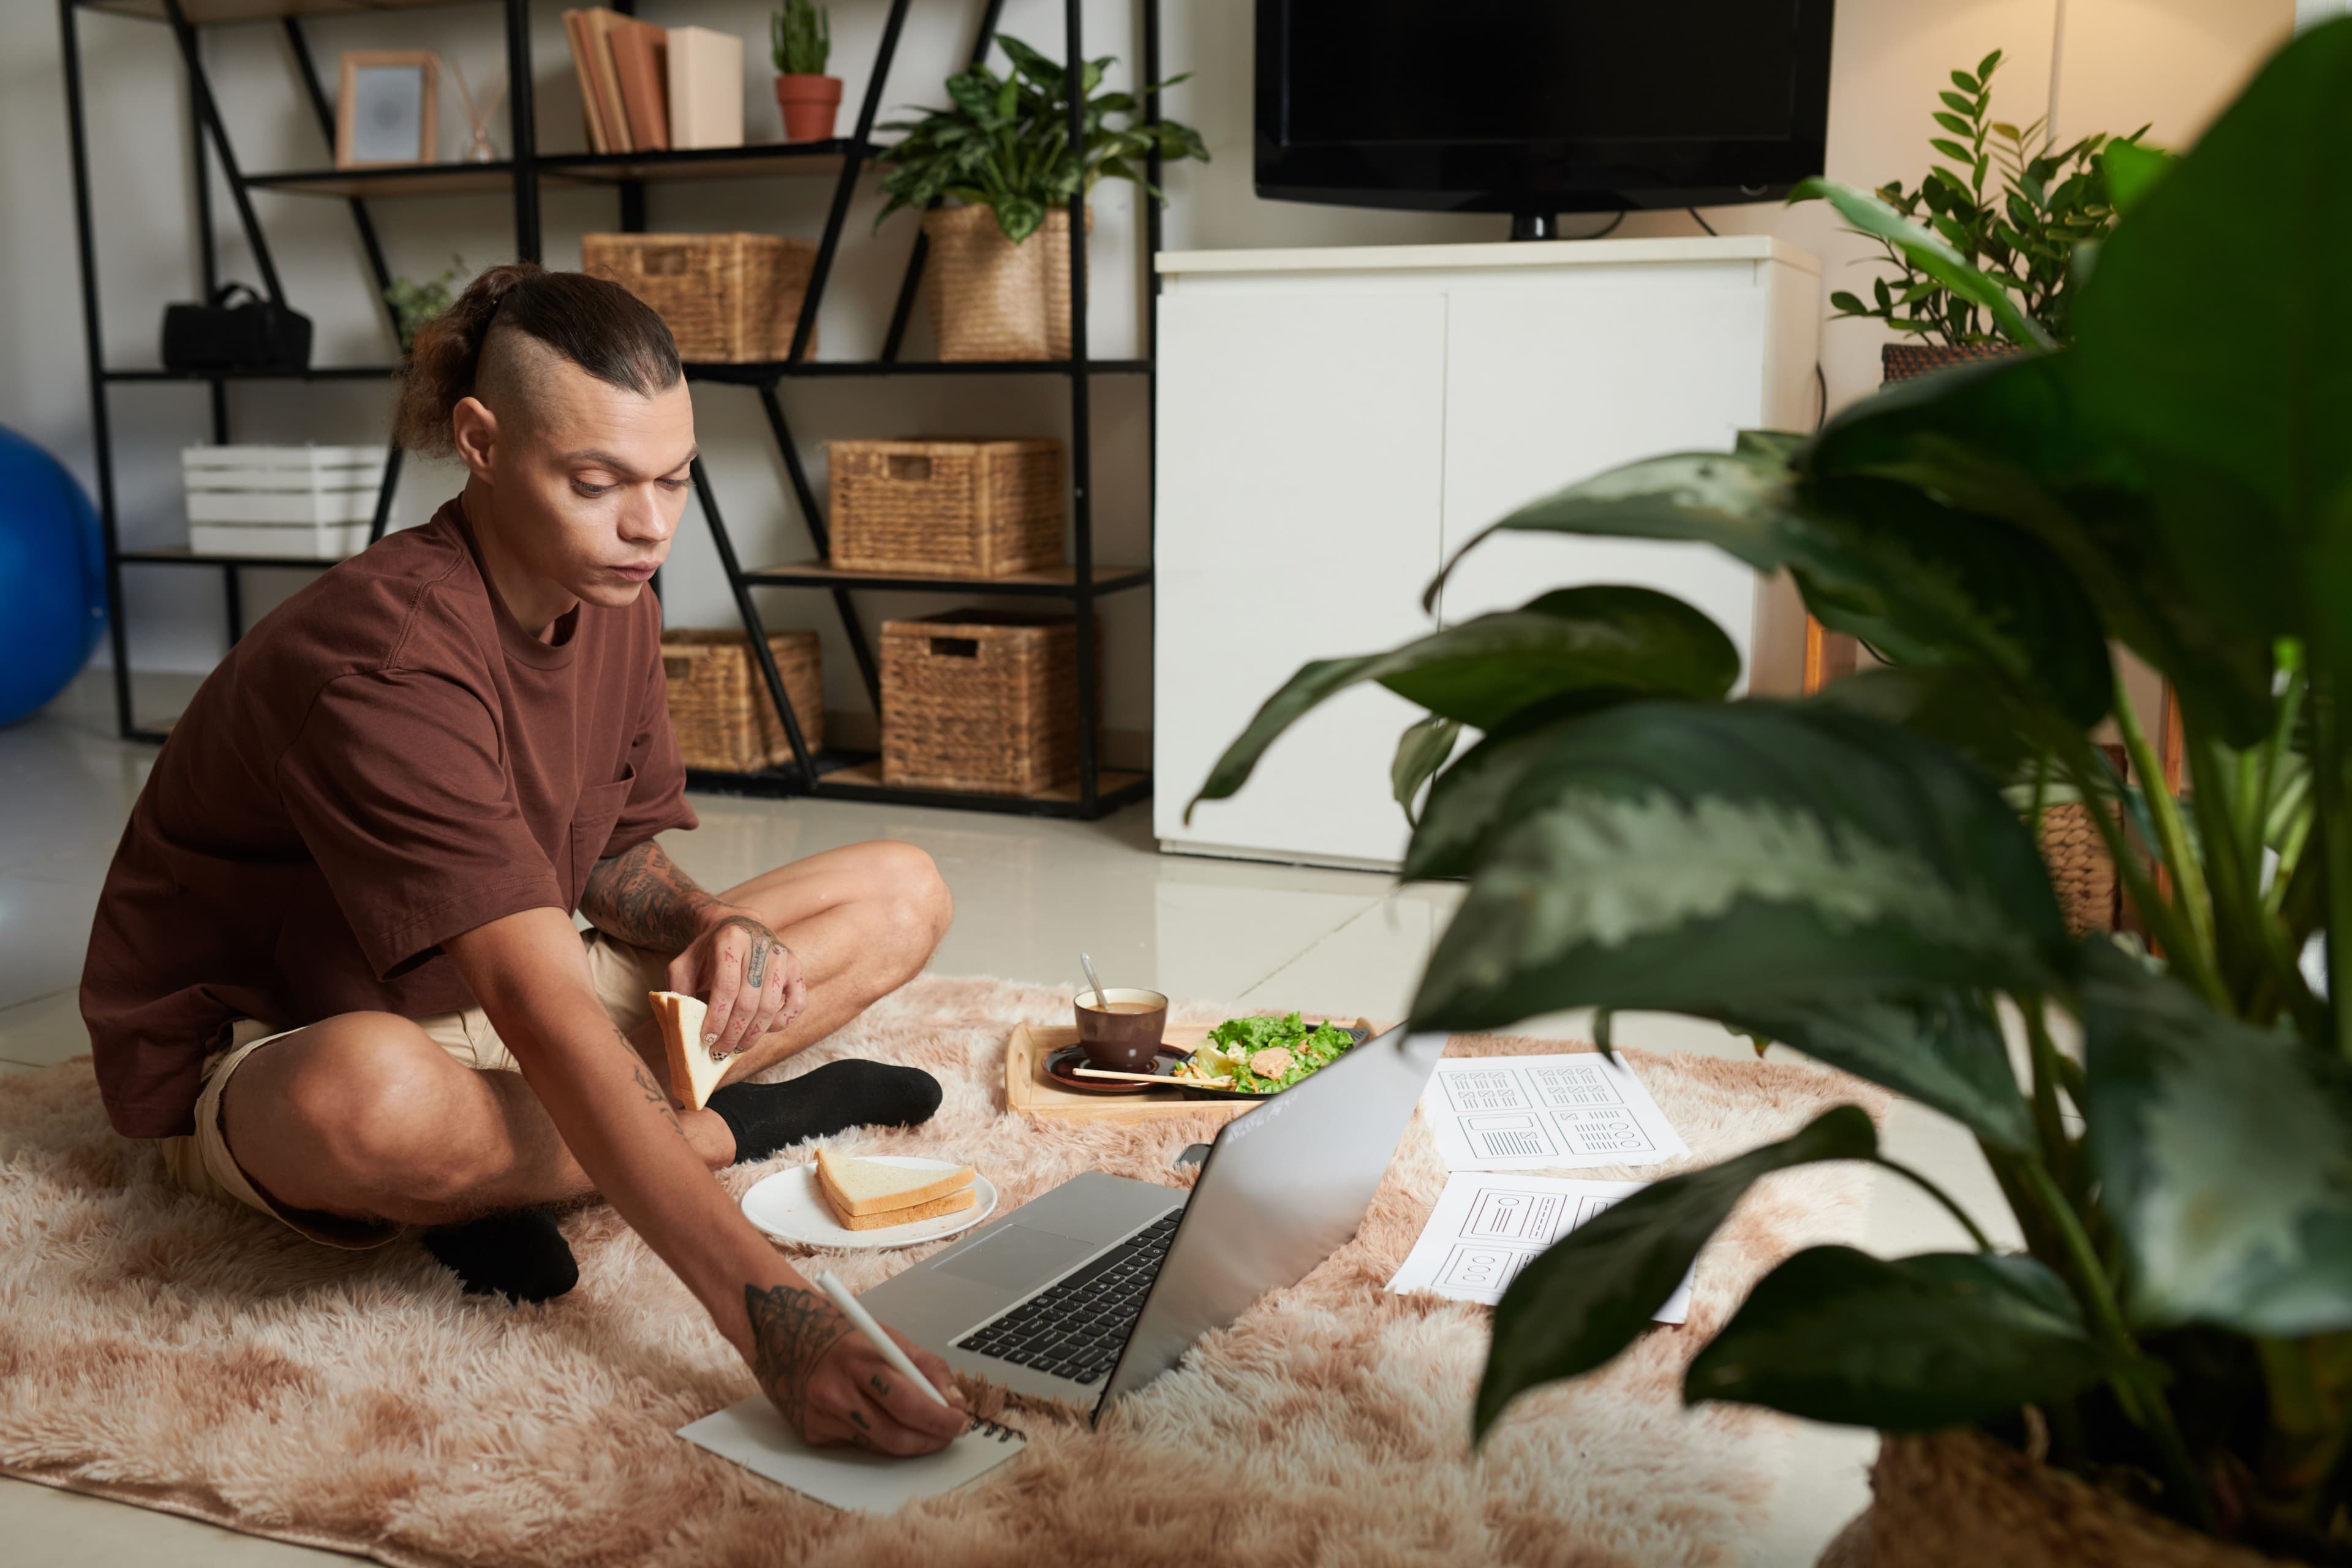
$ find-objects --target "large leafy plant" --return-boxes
[873,36,1207,246]
[1190,21,2352,1559]
[1827,47,2143,347]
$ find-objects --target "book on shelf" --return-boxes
[609,19,670,152]
[666,26,744,150]
[561,9,612,153]
[562,7,638,154]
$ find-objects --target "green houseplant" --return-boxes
[769,0,839,142]
[383,257,466,355]
[873,37,1205,360]
[1824,47,2143,361]
[1192,20,2352,1564]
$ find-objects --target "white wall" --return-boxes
[0,0,2293,735]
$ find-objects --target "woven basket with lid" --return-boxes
[880,609,1099,794]
[829,437,1063,578]
[582,233,818,363]
[1821,1430,2302,1567]
[660,628,823,772]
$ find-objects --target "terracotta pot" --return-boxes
[920,204,1092,362]
[774,74,842,142]
[1822,1430,2304,1568]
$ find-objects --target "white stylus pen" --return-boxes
[813,1270,952,1409]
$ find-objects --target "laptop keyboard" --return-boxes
[951,1212,1183,1385]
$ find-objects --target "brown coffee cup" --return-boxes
[1074,986,1170,1071]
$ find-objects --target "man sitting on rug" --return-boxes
[80,264,971,1458]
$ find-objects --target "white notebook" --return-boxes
[679,1395,1027,1513]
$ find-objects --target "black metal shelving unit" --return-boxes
[59,0,1159,817]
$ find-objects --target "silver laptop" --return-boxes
[860,1024,1444,1416]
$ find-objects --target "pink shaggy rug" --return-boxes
[0,977,1887,1567]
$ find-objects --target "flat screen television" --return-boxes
[1256,0,1837,235]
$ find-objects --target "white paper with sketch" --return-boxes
[679,1395,1026,1513]
[1387,1172,1694,1324]
[1422,1053,1689,1170]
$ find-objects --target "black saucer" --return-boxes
[1044,1044,1194,1095]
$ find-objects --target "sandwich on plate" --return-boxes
[815,1146,976,1231]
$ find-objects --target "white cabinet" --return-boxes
[1155,237,1821,869]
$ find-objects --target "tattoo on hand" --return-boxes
[745,1283,851,1431]
[848,1409,870,1431]
[869,1373,891,1399]
[580,839,717,954]
[746,937,769,989]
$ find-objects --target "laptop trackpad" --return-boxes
[934,1226,1096,1290]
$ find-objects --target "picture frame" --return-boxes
[336,50,439,168]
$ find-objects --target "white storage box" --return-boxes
[181,444,387,559]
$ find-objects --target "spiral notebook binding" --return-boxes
[967,1415,1024,1443]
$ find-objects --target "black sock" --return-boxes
[707,1060,944,1165]
[422,1209,579,1303]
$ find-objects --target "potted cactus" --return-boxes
[770,0,839,143]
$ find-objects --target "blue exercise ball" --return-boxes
[0,426,107,726]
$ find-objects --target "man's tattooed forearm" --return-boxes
[628,1056,684,1134]
[579,838,718,952]
[745,1283,851,1429]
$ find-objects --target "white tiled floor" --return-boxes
[0,670,2011,1566]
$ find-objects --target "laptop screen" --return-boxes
[1095,1026,1447,1410]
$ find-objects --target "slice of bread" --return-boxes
[813,1145,976,1216]
[649,990,727,1110]
[821,1178,978,1231]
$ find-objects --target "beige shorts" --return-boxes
[157,926,671,1250]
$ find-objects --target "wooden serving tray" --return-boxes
[1005,1015,1382,1125]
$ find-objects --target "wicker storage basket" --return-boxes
[829,437,1063,578]
[2038,801,2116,935]
[880,609,1100,794]
[660,628,824,772]
[921,205,1090,361]
[1880,341,2022,383]
[582,233,818,363]
[1820,1430,2298,1568]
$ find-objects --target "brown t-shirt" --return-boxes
[81,499,698,1139]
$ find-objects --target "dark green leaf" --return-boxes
[2067,21,2352,692]
[1951,70,1981,92]
[1427,451,1801,605]
[1791,178,2050,348]
[1185,587,1738,822]
[2082,941,2352,1336]
[1407,702,2075,1031]
[1932,110,1973,136]
[1390,714,1461,827]
[1929,137,1973,163]
[1721,990,2034,1152]
[993,34,1063,87]
[1476,1106,1879,1438]
[1829,289,1869,315]
[1804,352,2277,748]
[1686,1248,2113,1428]
[2099,138,2173,213]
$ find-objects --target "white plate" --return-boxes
[741,1156,997,1251]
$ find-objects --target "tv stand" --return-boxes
[1508,211,1557,241]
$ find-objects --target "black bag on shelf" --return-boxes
[160,283,312,373]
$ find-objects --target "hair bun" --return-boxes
[391,262,679,458]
